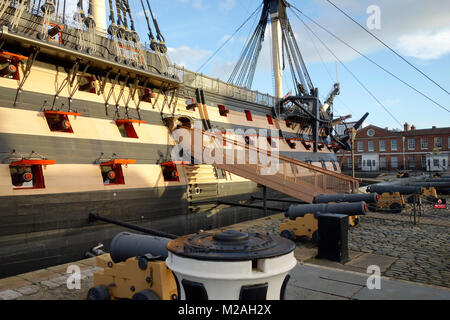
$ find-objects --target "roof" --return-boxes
[356,124,450,138]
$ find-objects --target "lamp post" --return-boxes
[351,128,357,179]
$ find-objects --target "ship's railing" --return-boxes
[169,65,278,108]
[179,128,360,203]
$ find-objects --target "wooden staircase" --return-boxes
[178,128,360,204]
[184,164,219,203]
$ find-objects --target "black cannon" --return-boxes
[405,181,450,194]
[109,232,171,263]
[285,202,367,220]
[366,185,422,195]
[313,193,379,204]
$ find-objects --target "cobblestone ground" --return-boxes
[349,215,449,288]
[221,197,450,289]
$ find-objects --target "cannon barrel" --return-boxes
[285,201,367,220]
[313,193,379,204]
[407,181,450,188]
[109,232,171,263]
[366,185,422,195]
[0,64,17,77]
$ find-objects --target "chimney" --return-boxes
[404,122,410,131]
[411,125,416,130]
[432,126,437,129]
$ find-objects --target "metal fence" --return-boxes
[169,65,278,108]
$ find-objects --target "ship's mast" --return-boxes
[269,0,284,99]
[90,0,107,35]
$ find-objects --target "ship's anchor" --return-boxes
[13,46,39,107]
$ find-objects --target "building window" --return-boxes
[391,140,398,151]
[379,140,386,152]
[368,141,374,152]
[421,155,426,169]
[434,137,442,148]
[380,157,386,169]
[357,141,364,152]
[357,157,362,169]
[433,159,440,167]
[421,138,428,150]
[448,136,450,149]
[391,157,398,168]
[367,129,375,137]
[408,138,415,150]
[348,157,353,168]
[443,158,446,167]
[408,156,415,169]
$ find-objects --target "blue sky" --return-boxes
[126,0,450,130]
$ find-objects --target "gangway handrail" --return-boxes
[194,128,360,185]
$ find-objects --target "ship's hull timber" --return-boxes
[0,40,340,278]
[1,183,293,278]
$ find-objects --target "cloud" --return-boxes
[287,0,450,63]
[177,0,203,9]
[395,29,450,60]
[167,46,211,70]
[219,0,236,11]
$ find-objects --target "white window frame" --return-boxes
[408,138,415,150]
[357,141,364,152]
[391,139,398,151]
[379,140,386,151]
[421,138,428,150]
[434,137,442,148]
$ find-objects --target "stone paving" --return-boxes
[0,196,448,299]
[0,257,99,300]
[349,215,449,288]
[219,197,450,289]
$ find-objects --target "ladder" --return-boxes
[178,128,360,204]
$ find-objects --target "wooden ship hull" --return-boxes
[0,1,343,277]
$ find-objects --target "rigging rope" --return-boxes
[289,5,449,114]
[289,7,403,127]
[197,3,263,73]
[324,0,450,96]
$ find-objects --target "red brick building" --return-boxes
[337,123,450,172]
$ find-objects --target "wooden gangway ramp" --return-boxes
[177,128,360,203]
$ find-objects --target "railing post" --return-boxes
[314,172,318,192]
